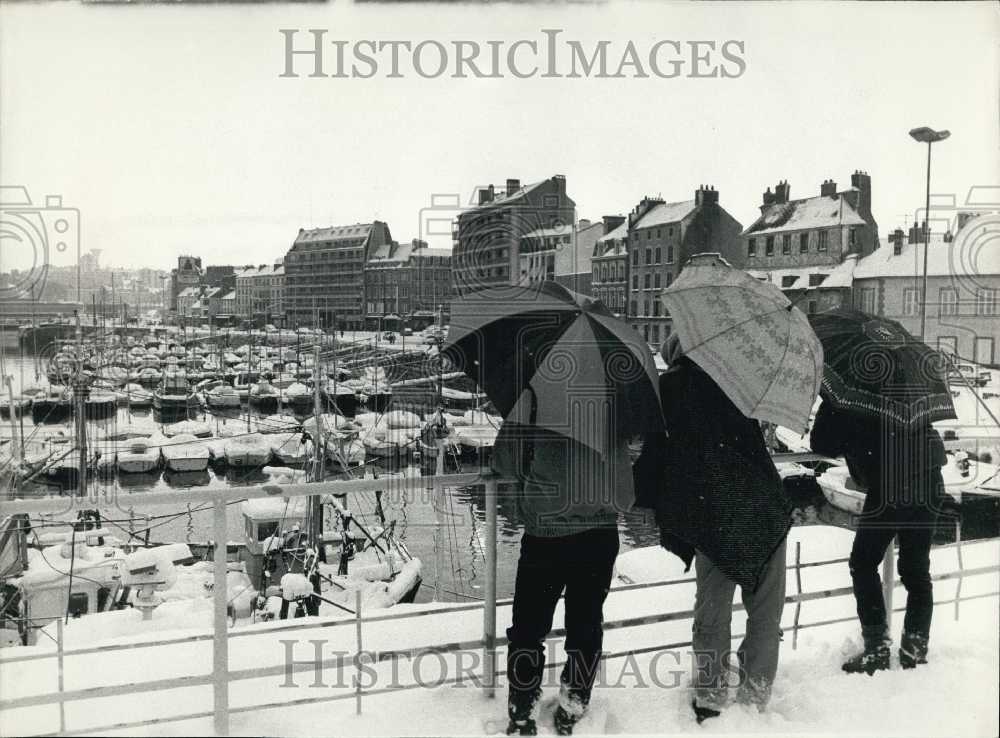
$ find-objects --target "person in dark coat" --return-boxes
[493,386,634,736]
[633,335,791,721]
[810,398,948,673]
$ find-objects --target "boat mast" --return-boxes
[310,344,324,562]
[74,310,88,500]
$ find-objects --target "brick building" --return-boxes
[168,256,202,312]
[590,216,628,317]
[284,222,393,330]
[626,186,743,346]
[853,217,1000,366]
[364,239,452,330]
[517,218,605,295]
[738,171,879,269]
[452,176,575,296]
[235,263,285,324]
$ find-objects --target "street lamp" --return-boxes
[909,125,950,340]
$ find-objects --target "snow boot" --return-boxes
[691,699,721,724]
[842,627,891,675]
[899,631,929,669]
[553,684,587,735]
[506,688,541,736]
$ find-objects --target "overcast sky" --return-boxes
[1,1,997,272]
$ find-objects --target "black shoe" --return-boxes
[554,706,577,735]
[507,688,541,736]
[899,631,929,669]
[505,718,537,736]
[842,640,891,675]
[692,699,722,724]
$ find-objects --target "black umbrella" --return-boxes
[809,307,956,426]
[443,282,664,453]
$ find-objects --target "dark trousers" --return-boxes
[850,495,937,638]
[506,527,619,708]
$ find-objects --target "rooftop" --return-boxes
[749,256,857,291]
[632,199,698,229]
[744,190,866,236]
[854,233,1000,280]
[293,223,375,245]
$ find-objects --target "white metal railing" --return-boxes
[0,470,997,736]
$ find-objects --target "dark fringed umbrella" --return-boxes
[809,307,956,426]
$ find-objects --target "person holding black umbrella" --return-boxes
[443,282,665,736]
[808,309,955,675]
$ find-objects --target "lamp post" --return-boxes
[908,126,950,340]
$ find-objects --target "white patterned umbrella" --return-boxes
[659,254,823,433]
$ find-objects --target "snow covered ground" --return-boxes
[1,528,997,737]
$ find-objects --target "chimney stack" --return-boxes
[762,187,775,207]
[820,179,838,197]
[774,180,790,205]
[850,170,872,215]
[695,185,719,207]
[506,178,520,197]
[890,228,905,255]
[907,221,925,245]
[479,185,495,205]
[602,215,625,234]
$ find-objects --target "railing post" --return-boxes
[57,618,66,734]
[355,589,364,715]
[881,537,896,633]
[954,517,964,621]
[792,541,802,650]
[212,498,230,736]
[483,475,498,698]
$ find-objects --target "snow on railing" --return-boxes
[0,472,997,737]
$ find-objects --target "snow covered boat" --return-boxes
[153,372,197,423]
[248,378,279,412]
[30,385,73,424]
[161,433,211,472]
[201,380,241,409]
[324,382,360,417]
[117,438,162,474]
[122,382,154,408]
[362,428,416,459]
[455,424,499,456]
[282,382,314,414]
[326,438,366,469]
[223,433,272,467]
[82,388,118,421]
[270,432,311,466]
[162,419,213,438]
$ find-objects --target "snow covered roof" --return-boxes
[295,224,375,243]
[241,496,309,521]
[744,191,866,237]
[466,179,546,212]
[854,235,1000,280]
[596,221,628,244]
[749,256,858,291]
[522,224,573,240]
[632,200,697,229]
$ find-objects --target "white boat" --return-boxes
[455,424,499,454]
[163,419,213,438]
[362,428,416,459]
[122,382,153,408]
[282,382,314,413]
[326,437,366,468]
[161,433,211,472]
[205,382,241,409]
[117,438,162,474]
[269,432,311,465]
[223,433,272,467]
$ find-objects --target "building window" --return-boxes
[632,275,639,289]
[651,325,660,344]
[976,288,998,316]
[808,300,818,315]
[632,250,639,266]
[818,231,829,252]
[593,267,599,282]
[782,234,791,255]
[644,299,651,316]
[647,231,652,240]
[766,236,775,256]
[630,300,637,316]
[644,274,651,289]
[654,247,661,263]
[666,246,674,264]
[809,274,827,287]
[747,238,757,257]
[643,325,650,341]
[903,288,920,317]
[858,287,877,314]
[645,248,652,265]
[653,300,661,317]
[654,273,661,289]
[939,288,958,317]
[800,233,808,253]
[665,272,673,287]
